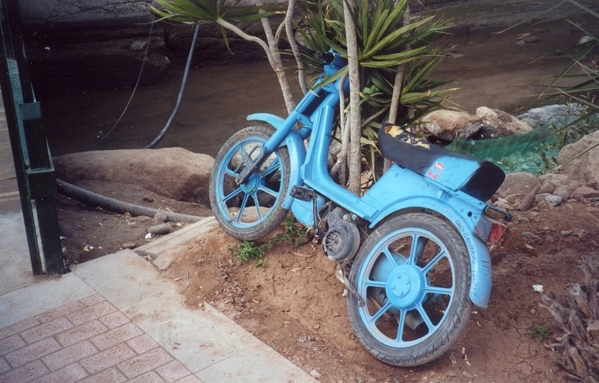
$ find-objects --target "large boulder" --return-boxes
[476,107,532,138]
[53,147,214,204]
[557,130,599,186]
[517,104,584,128]
[416,110,482,141]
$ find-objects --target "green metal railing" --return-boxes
[0,0,66,275]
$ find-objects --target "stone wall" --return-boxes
[19,0,152,26]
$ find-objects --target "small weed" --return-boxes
[229,241,266,266]
[279,216,309,248]
[229,215,309,267]
[530,324,549,343]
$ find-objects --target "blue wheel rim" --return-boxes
[356,227,455,348]
[215,136,284,229]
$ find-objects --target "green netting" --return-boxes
[446,116,596,176]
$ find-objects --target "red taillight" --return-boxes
[488,221,508,245]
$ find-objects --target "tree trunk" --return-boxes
[344,0,362,195]
[383,5,411,173]
[284,0,307,94]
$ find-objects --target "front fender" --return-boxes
[370,197,492,309]
[247,113,306,209]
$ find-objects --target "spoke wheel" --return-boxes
[347,213,472,367]
[209,125,290,240]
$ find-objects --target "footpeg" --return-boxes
[290,186,317,201]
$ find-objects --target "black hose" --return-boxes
[145,23,200,148]
[56,179,203,223]
[86,19,155,151]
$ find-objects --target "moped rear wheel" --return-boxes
[347,213,472,367]
[209,125,291,241]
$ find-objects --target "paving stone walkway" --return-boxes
[0,294,201,383]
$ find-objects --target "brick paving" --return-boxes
[0,294,203,383]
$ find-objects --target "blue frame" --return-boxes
[246,54,493,308]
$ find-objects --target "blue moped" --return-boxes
[209,50,510,366]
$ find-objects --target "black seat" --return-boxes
[378,124,505,201]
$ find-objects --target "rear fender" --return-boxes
[247,113,306,209]
[369,197,492,309]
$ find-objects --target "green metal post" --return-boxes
[0,0,66,275]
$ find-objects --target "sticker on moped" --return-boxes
[428,162,444,179]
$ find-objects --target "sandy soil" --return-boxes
[56,180,212,264]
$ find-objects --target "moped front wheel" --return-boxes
[347,213,472,367]
[209,125,291,241]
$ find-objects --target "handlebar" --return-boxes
[297,44,335,64]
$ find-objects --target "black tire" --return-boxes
[209,125,291,241]
[347,213,472,367]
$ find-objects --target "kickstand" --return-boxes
[335,264,365,307]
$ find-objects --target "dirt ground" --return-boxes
[56,181,599,383]
[56,180,212,264]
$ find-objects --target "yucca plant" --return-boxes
[297,0,452,186]
[151,0,452,191]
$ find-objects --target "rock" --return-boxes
[573,186,599,200]
[128,216,151,223]
[476,107,533,138]
[148,223,173,235]
[54,147,214,205]
[496,172,540,204]
[463,370,475,379]
[152,213,168,225]
[539,173,581,194]
[153,248,180,270]
[446,52,464,59]
[524,35,539,43]
[553,186,570,200]
[558,130,599,186]
[521,232,541,240]
[516,39,526,46]
[561,230,574,236]
[310,369,322,378]
[574,229,589,240]
[516,214,530,223]
[586,179,598,189]
[545,195,563,207]
[538,182,555,194]
[538,173,569,185]
[518,104,583,128]
[536,193,550,203]
[122,242,137,249]
[416,110,482,141]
